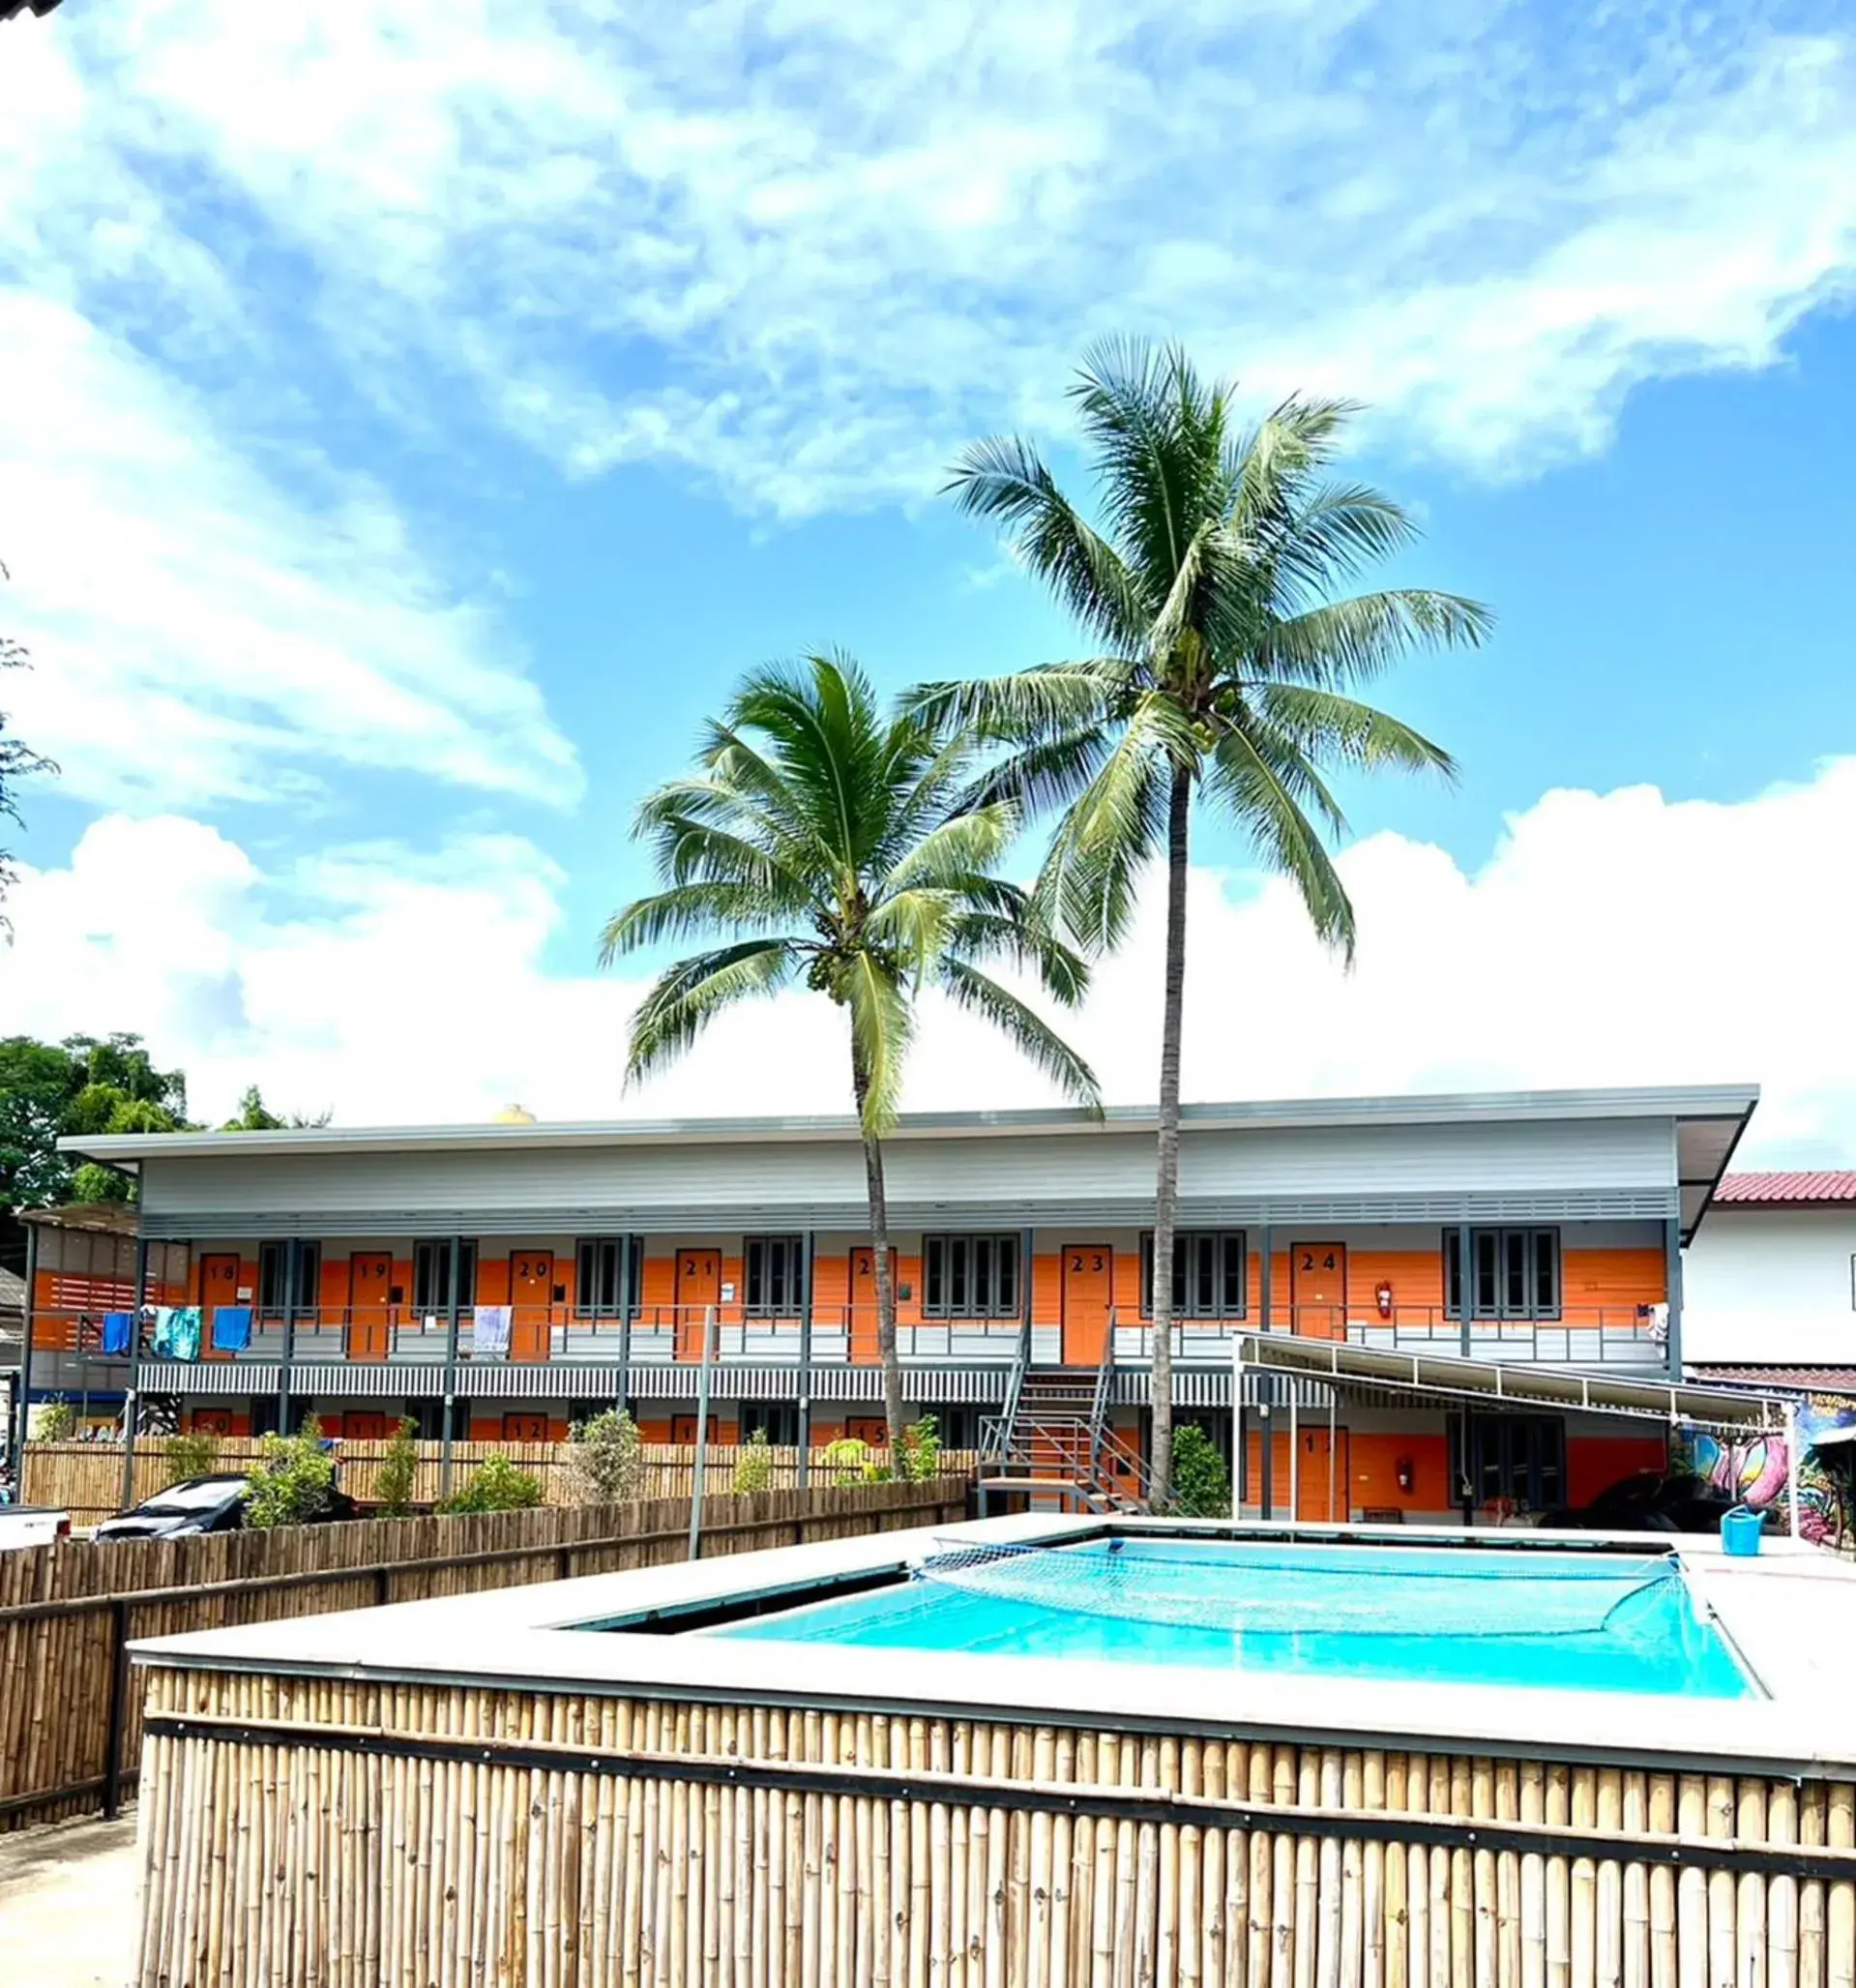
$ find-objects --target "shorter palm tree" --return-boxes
[602,653,1101,1450]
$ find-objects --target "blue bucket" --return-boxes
[1720,1505,1763,1558]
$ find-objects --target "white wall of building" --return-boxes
[1683,1207,1856,1366]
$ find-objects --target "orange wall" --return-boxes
[1561,1249,1665,1313]
[1344,1431,1452,1516]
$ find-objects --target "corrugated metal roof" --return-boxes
[1715,1172,1856,1205]
[1690,1365,1856,1395]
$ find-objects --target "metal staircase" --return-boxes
[981,1337,1150,1513]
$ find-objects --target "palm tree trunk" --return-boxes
[854,1057,909,1454]
[1148,760,1193,1507]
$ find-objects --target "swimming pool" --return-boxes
[716,1534,1753,1698]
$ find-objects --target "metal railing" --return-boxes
[1107,1305,1669,1368]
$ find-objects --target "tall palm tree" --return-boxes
[602,653,1101,1451]
[912,340,1491,1504]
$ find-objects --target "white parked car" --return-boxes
[0,1503,73,1549]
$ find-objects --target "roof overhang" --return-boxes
[61,1082,1761,1170]
[1232,1330,1782,1432]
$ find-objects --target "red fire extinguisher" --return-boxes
[1375,1280,1394,1320]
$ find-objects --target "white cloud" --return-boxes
[7,2,1855,520]
[4,759,1852,1163]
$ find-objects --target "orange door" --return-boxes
[674,1250,722,1360]
[502,1411,548,1441]
[510,1250,554,1362]
[849,1247,896,1363]
[1243,1425,1351,1520]
[341,1410,390,1439]
[844,1415,889,1447]
[348,1253,393,1360]
[199,1254,241,1359]
[191,1408,233,1437]
[1290,1242,1347,1340]
[670,1414,720,1445]
[1061,1244,1114,1365]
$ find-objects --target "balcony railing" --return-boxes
[33,1304,1027,1371]
[1109,1304,1670,1368]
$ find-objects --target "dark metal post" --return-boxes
[796,1231,814,1489]
[1458,1220,1474,1356]
[1234,1399,1248,1521]
[119,1234,150,1515]
[1664,1215,1684,1379]
[1258,1224,1273,1333]
[1257,1397,1273,1521]
[688,1305,716,1558]
[439,1234,463,1498]
[277,1239,298,1436]
[13,1218,38,1476]
[615,1233,633,1415]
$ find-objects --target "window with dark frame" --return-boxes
[1139,1231,1247,1319]
[256,1239,320,1317]
[739,1401,801,1446]
[922,1233,1020,1319]
[1443,1227,1560,1320]
[1448,1411,1566,1510]
[412,1238,477,1313]
[745,1234,806,1316]
[574,1237,642,1319]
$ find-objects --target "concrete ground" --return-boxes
[0,1813,137,1987]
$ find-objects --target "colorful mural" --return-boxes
[1676,1395,1856,1546]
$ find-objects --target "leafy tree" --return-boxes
[603,654,1101,1451]
[438,1452,544,1514]
[1167,1423,1231,1519]
[163,1429,221,1482]
[732,1427,775,1495]
[0,1031,189,1216]
[244,1419,338,1528]
[1,559,56,924]
[34,1395,76,1440]
[68,1162,133,1203]
[372,1417,421,1517]
[221,1084,332,1131]
[818,1436,879,1485]
[915,340,1489,1498]
[893,1411,943,1483]
[565,1408,643,1504]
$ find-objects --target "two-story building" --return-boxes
[20,1083,1762,1522]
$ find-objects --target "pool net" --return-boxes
[911,1540,1683,1640]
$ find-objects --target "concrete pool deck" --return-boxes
[132,1513,1856,1778]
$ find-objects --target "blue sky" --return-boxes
[2,1,1854,1156]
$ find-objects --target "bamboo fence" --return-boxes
[0,1475,971,1835]
[23,1439,980,1526]
[132,1665,1856,1988]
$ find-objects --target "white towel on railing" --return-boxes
[473,1304,513,1355]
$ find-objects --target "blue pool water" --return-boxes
[714,1539,1753,1699]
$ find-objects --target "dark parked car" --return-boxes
[1539,1471,1740,1535]
[94,1472,359,1540]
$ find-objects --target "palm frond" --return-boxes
[598,886,798,964]
[1249,685,1458,780]
[879,803,1016,897]
[904,656,1134,747]
[943,909,1092,1007]
[935,960,1102,1112]
[1251,589,1493,687]
[944,436,1147,643]
[841,952,913,1137]
[1204,727,1357,960]
[622,939,801,1085]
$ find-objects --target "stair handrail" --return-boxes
[987,1338,1030,1465]
[1088,1313,1117,1480]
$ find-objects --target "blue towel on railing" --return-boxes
[101,1312,133,1355]
[211,1305,252,1351]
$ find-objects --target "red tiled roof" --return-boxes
[1691,1365,1856,1395]
[1713,1171,1856,1205]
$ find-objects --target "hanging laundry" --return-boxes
[211,1305,253,1352]
[101,1312,133,1355]
[472,1304,513,1356]
[151,1306,178,1357]
[166,1306,203,1362]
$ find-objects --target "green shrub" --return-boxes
[372,1418,420,1517]
[35,1396,77,1441]
[162,1429,221,1482]
[1168,1424,1231,1519]
[565,1409,642,1505]
[244,1419,338,1528]
[894,1414,942,1483]
[732,1427,774,1494]
[439,1452,545,1515]
[818,1437,878,1485]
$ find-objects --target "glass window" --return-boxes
[1139,1231,1247,1319]
[575,1237,642,1318]
[1449,1412,1566,1511]
[745,1235,805,1316]
[1443,1229,1561,1321]
[739,1401,800,1446]
[257,1240,320,1316]
[413,1239,477,1313]
[922,1234,1020,1319]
